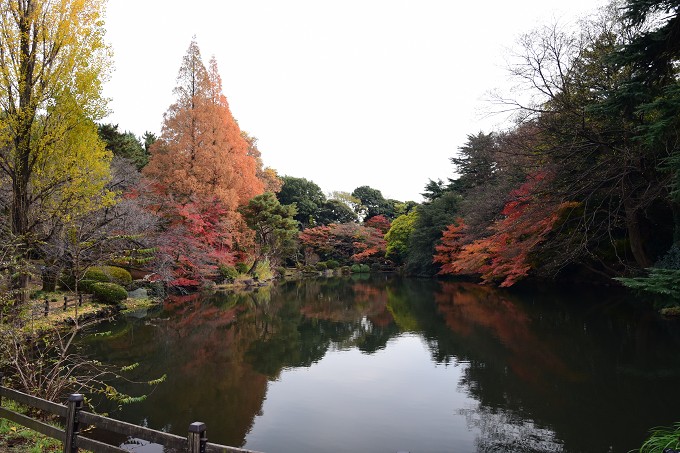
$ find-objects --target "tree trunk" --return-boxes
[41,263,62,292]
[623,184,652,268]
[247,256,260,277]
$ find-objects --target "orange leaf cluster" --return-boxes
[435,174,577,287]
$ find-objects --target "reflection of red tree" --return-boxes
[434,282,583,388]
[149,294,270,445]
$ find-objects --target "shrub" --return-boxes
[235,262,250,274]
[79,279,97,293]
[326,260,340,270]
[91,282,128,305]
[218,265,239,283]
[275,267,287,277]
[84,266,132,286]
[253,260,274,281]
[351,264,370,273]
[316,262,328,270]
[302,265,318,274]
[340,266,351,275]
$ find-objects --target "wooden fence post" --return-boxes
[78,294,82,307]
[63,296,68,312]
[64,393,84,453]
[44,298,49,317]
[188,422,207,453]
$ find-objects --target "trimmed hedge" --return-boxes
[85,266,132,285]
[79,279,97,293]
[351,263,370,273]
[91,282,128,305]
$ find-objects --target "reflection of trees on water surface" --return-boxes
[82,277,680,452]
[428,281,680,453]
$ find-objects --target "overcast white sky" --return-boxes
[102,0,604,202]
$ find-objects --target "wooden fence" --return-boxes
[0,373,262,453]
[32,295,84,317]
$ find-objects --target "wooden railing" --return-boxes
[0,373,262,453]
[32,295,84,317]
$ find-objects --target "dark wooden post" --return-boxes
[64,393,84,453]
[78,294,83,307]
[63,296,68,312]
[188,422,207,453]
[44,298,49,317]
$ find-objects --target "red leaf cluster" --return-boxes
[434,173,577,287]
[299,222,387,264]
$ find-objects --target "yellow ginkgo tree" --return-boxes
[0,0,113,290]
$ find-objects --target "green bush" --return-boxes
[91,282,128,305]
[302,265,318,274]
[235,262,250,274]
[351,263,370,273]
[253,260,274,281]
[79,279,97,293]
[218,265,239,283]
[326,260,340,270]
[84,266,132,286]
[316,262,328,270]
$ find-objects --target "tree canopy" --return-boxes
[0,0,112,289]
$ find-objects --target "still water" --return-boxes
[80,275,680,453]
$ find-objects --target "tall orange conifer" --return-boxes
[143,39,264,280]
[144,39,263,208]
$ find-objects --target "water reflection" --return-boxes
[81,276,680,453]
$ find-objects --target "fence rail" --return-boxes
[31,295,84,318]
[0,373,262,453]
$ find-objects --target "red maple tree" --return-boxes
[435,173,577,287]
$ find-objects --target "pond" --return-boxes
[80,275,680,453]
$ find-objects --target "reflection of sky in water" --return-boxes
[80,278,680,453]
[245,334,477,453]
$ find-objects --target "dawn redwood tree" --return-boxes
[0,0,112,289]
[143,39,264,281]
[242,131,283,194]
[144,39,263,210]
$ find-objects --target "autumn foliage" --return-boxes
[299,222,387,265]
[434,173,578,287]
[143,40,264,282]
